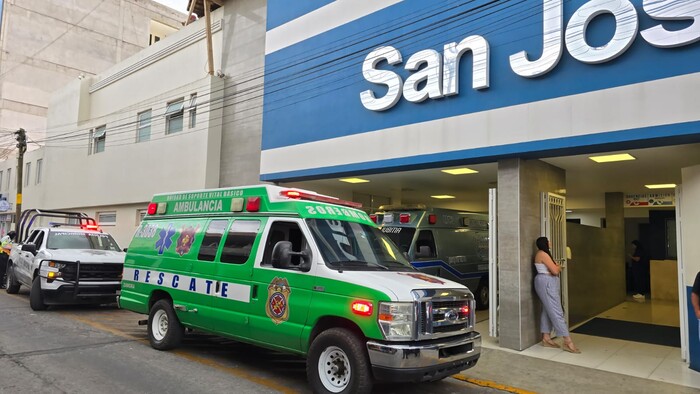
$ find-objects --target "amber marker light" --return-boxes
[351,301,373,316]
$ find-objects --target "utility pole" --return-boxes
[14,128,26,231]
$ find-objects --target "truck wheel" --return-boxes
[148,299,184,350]
[5,264,20,294]
[475,279,489,310]
[30,276,47,311]
[307,328,373,394]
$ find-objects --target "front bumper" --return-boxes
[366,331,481,382]
[41,278,121,305]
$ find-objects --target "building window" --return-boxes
[90,126,106,154]
[35,159,42,184]
[0,171,4,191]
[97,211,117,226]
[189,93,197,128]
[165,99,184,134]
[24,162,31,187]
[137,110,152,142]
[136,209,147,224]
[6,168,11,190]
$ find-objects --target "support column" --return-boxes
[497,158,565,350]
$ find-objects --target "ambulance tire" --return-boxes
[30,276,47,311]
[5,264,20,294]
[475,279,488,310]
[307,328,373,394]
[148,299,184,350]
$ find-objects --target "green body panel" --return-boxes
[121,186,393,357]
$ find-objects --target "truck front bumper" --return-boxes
[41,278,121,305]
[366,331,481,382]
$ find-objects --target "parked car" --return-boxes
[5,209,125,311]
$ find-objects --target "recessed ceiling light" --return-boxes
[566,210,573,213]
[441,168,479,175]
[339,178,369,184]
[431,195,455,199]
[645,184,676,189]
[589,153,636,163]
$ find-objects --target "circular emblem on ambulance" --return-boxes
[266,277,291,325]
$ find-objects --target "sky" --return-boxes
[153,0,189,13]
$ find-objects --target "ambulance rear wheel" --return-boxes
[475,279,489,310]
[307,328,373,394]
[148,299,184,350]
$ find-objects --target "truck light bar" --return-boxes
[280,190,363,209]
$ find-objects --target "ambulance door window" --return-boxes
[220,220,260,264]
[415,230,437,258]
[262,221,308,267]
[198,219,228,261]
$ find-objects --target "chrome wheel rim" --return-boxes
[152,309,168,341]
[318,346,351,393]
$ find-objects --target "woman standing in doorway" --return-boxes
[533,236,580,353]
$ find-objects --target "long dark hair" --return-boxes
[536,236,553,259]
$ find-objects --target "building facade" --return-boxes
[5,0,700,372]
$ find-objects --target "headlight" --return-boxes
[378,302,415,340]
[47,261,66,269]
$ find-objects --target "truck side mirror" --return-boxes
[21,243,37,256]
[272,241,312,272]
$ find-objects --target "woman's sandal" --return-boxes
[563,342,581,354]
[541,340,560,348]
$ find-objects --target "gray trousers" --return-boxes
[534,273,569,337]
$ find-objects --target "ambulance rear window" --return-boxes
[198,220,228,261]
[220,220,260,264]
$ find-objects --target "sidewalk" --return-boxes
[458,347,699,394]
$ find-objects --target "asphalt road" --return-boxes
[0,289,504,394]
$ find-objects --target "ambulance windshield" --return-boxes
[306,219,414,272]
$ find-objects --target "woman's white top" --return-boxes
[534,262,551,275]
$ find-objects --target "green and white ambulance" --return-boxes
[119,185,481,393]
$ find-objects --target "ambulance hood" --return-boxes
[41,249,126,264]
[335,270,471,302]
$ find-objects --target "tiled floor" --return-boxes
[477,297,700,389]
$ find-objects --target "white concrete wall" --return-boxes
[0,0,184,144]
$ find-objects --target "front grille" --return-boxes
[59,263,123,282]
[415,289,474,340]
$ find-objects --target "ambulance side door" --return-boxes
[248,219,315,352]
[211,218,261,340]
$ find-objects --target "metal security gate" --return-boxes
[541,192,568,325]
[488,188,498,337]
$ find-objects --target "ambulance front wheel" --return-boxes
[307,328,373,394]
[148,299,184,350]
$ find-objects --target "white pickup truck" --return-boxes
[4,210,125,310]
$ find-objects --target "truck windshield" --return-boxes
[47,231,121,251]
[306,219,414,272]
[380,227,416,255]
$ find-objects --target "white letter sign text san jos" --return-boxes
[360,0,700,111]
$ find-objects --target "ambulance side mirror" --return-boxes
[272,241,311,272]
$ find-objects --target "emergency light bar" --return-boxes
[280,190,363,209]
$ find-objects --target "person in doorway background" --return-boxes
[630,240,650,300]
[692,271,700,340]
[0,230,16,288]
[533,236,580,354]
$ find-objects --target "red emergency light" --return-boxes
[369,214,378,223]
[147,203,158,215]
[351,300,373,317]
[428,214,437,225]
[280,190,363,209]
[399,213,410,223]
[246,197,261,212]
